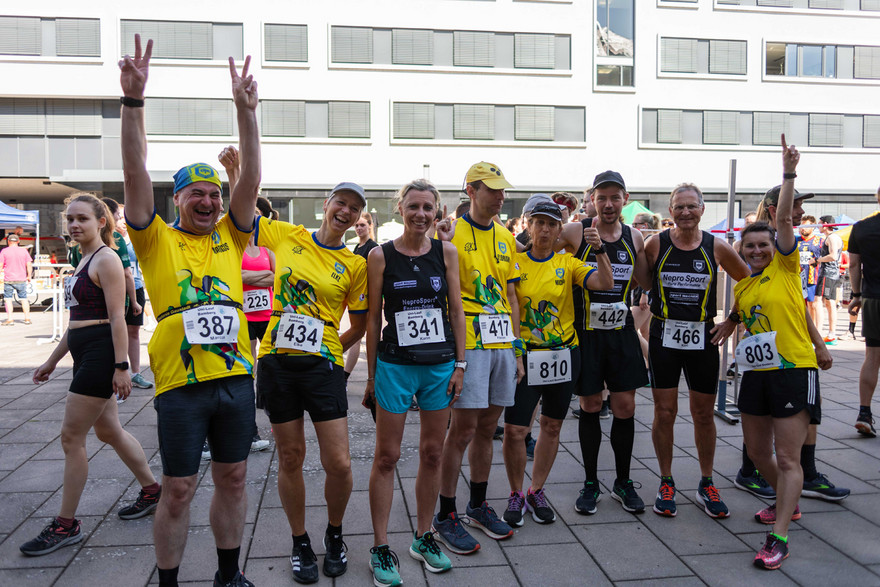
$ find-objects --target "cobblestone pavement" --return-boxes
[0,308,878,586]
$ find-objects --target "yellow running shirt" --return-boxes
[734,243,817,370]
[515,251,594,349]
[255,218,368,364]
[451,214,521,349]
[128,213,254,395]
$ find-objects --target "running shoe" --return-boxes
[409,397,420,411]
[599,403,611,419]
[464,501,514,539]
[131,373,154,389]
[409,531,452,573]
[250,434,270,452]
[370,545,402,586]
[118,487,161,520]
[493,426,504,440]
[735,469,776,499]
[503,490,526,527]
[754,533,789,570]
[575,480,601,515]
[696,480,729,518]
[213,570,255,587]
[525,435,536,460]
[431,512,480,554]
[843,331,856,341]
[802,472,850,501]
[856,412,877,438]
[823,334,838,345]
[571,407,582,418]
[526,487,556,524]
[754,503,801,525]
[291,538,319,584]
[20,518,83,556]
[653,479,677,517]
[201,440,211,461]
[612,479,645,513]
[323,530,348,577]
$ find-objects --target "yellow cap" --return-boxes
[465,161,513,190]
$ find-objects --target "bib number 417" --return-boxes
[479,314,515,344]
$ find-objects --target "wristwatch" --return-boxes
[114,361,130,371]
[454,360,468,372]
[593,244,607,255]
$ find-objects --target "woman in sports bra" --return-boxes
[20,193,159,557]
[364,179,465,585]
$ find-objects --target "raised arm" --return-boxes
[775,133,799,254]
[227,56,261,229]
[119,34,155,227]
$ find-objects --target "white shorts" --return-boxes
[455,348,517,409]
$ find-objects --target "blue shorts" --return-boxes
[804,283,817,302]
[375,358,454,413]
[3,281,28,299]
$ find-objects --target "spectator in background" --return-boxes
[816,215,843,343]
[660,218,674,229]
[1,234,33,325]
[505,217,519,234]
[346,211,379,383]
[552,192,578,224]
[454,200,471,219]
[797,215,823,325]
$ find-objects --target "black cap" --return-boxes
[762,185,815,207]
[529,201,563,222]
[591,170,626,192]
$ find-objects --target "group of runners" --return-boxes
[18,34,861,585]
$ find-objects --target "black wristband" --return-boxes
[782,172,797,179]
[852,292,862,298]
[727,311,741,324]
[593,244,607,255]
[120,96,145,108]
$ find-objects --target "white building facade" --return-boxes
[0,0,878,233]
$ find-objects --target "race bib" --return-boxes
[396,308,445,347]
[275,313,324,353]
[799,250,813,266]
[589,302,628,330]
[662,320,705,350]
[63,276,78,308]
[734,331,779,371]
[182,305,241,345]
[527,348,572,386]
[243,288,271,313]
[479,314,515,344]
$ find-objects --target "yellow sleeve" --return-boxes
[571,257,595,287]
[220,213,252,254]
[347,256,368,313]
[777,240,800,274]
[126,212,165,262]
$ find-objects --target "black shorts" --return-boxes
[124,287,146,326]
[68,324,115,399]
[248,320,269,342]
[648,318,719,394]
[819,275,840,300]
[577,328,648,396]
[738,368,821,424]
[153,374,256,477]
[862,298,880,345]
[504,348,580,426]
[257,353,347,424]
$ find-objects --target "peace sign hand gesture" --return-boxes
[229,56,258,111]
[118,34,153,100]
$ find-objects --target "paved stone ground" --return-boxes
[1,306,879,586]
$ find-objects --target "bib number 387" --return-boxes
[662,320,704,350]
[527,348,572,386]
[735,331,778,371]
[183,305,241,345]
[479,314,515,344]
[396,309,445,347]
[276,313,324,353]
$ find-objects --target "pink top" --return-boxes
[0,246,31,281]
[241,246,273,322]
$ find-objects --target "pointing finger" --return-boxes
[781,133,787,151]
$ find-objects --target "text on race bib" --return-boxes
[63,276,78,308]
[275,313,324,353]
[479,314,516,344]
[799,251,813,266]
[243,288,272,313]
[589,301,628,330]
[396,309,445,347]
[182,305,241,345]
[735,331,779,371]
[662,320,705,350]
[527,348,572,385]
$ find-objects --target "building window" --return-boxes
[753,112,790,145]
[660,38,746,75]
[121,20,242,60]
[766,42,842,78]
[0,16,100,57]
[393,103,435,139]
[514,33,555,69]
[0,98,46,134]
[660,38,697,73]
[328,101,370,138]
[331,26,373,63]
[864,0,880,10]
[855,46,880,79]
[757,0,793,6]
[657,110,683,143]
[596,64,633,85]
[809,0,843,8]
[392,29,433,65]
[146,98,232,136]
[454,104,495,139]
[261,101,305,137]
[514,106,554,140]
[264,24,307,62]
[453,31,495,67]
[597,0,634,49]
[709,40,747,74]
[864,115,880,147]
[703,111,739,144]
[45,100,101,136]
[809,113,844,147]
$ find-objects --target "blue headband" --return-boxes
[173,163,223,194]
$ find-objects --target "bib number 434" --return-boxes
[276,313,324,353]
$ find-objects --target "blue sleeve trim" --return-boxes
[507,277,521,283]
[125,209,156,231]
[776,240,797,256]
[253,216,262,246]
[349,309,368,314]
[229,210,255,233]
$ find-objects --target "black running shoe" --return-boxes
[856,412,877,438]
[612,479,645,513]
[19,518,83,556]
[493,426,504,440]
[575,481,601,515]
[291,539,319,584]
[735,469,776,499]
[118,487,161,520]
[653,479,677,517]
[213,570,255,586]
[802,472,850,501]
[696,479,729,518]
[323,531,348,577]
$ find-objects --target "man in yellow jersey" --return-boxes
[119,35,261,587]
[432,162,522,554]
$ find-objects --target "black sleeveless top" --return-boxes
[353,238,378,260]
[380,239,455,363]
[650,230,717,323]
[68,246,109,321]
[572,221,638,330]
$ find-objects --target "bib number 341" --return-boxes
[276,313,324,353]
[478,314,515,344]
[662,320,704,350]
[183,305,241,345]
[396,309,445,347]
[527,348,572,386]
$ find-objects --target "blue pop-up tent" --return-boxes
[0,200,41,255]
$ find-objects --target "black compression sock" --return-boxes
[438,495,456,521]
[470,480,488,509]
[216,547,240,583]
[741,443,757,477]
[578,410,602,481]
[610,416,635,483]
[158,567,179,587]
[801,444,818,480]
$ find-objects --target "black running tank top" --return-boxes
[68,246,110,321]
[572,221,637,330]
[650,230,718,322]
